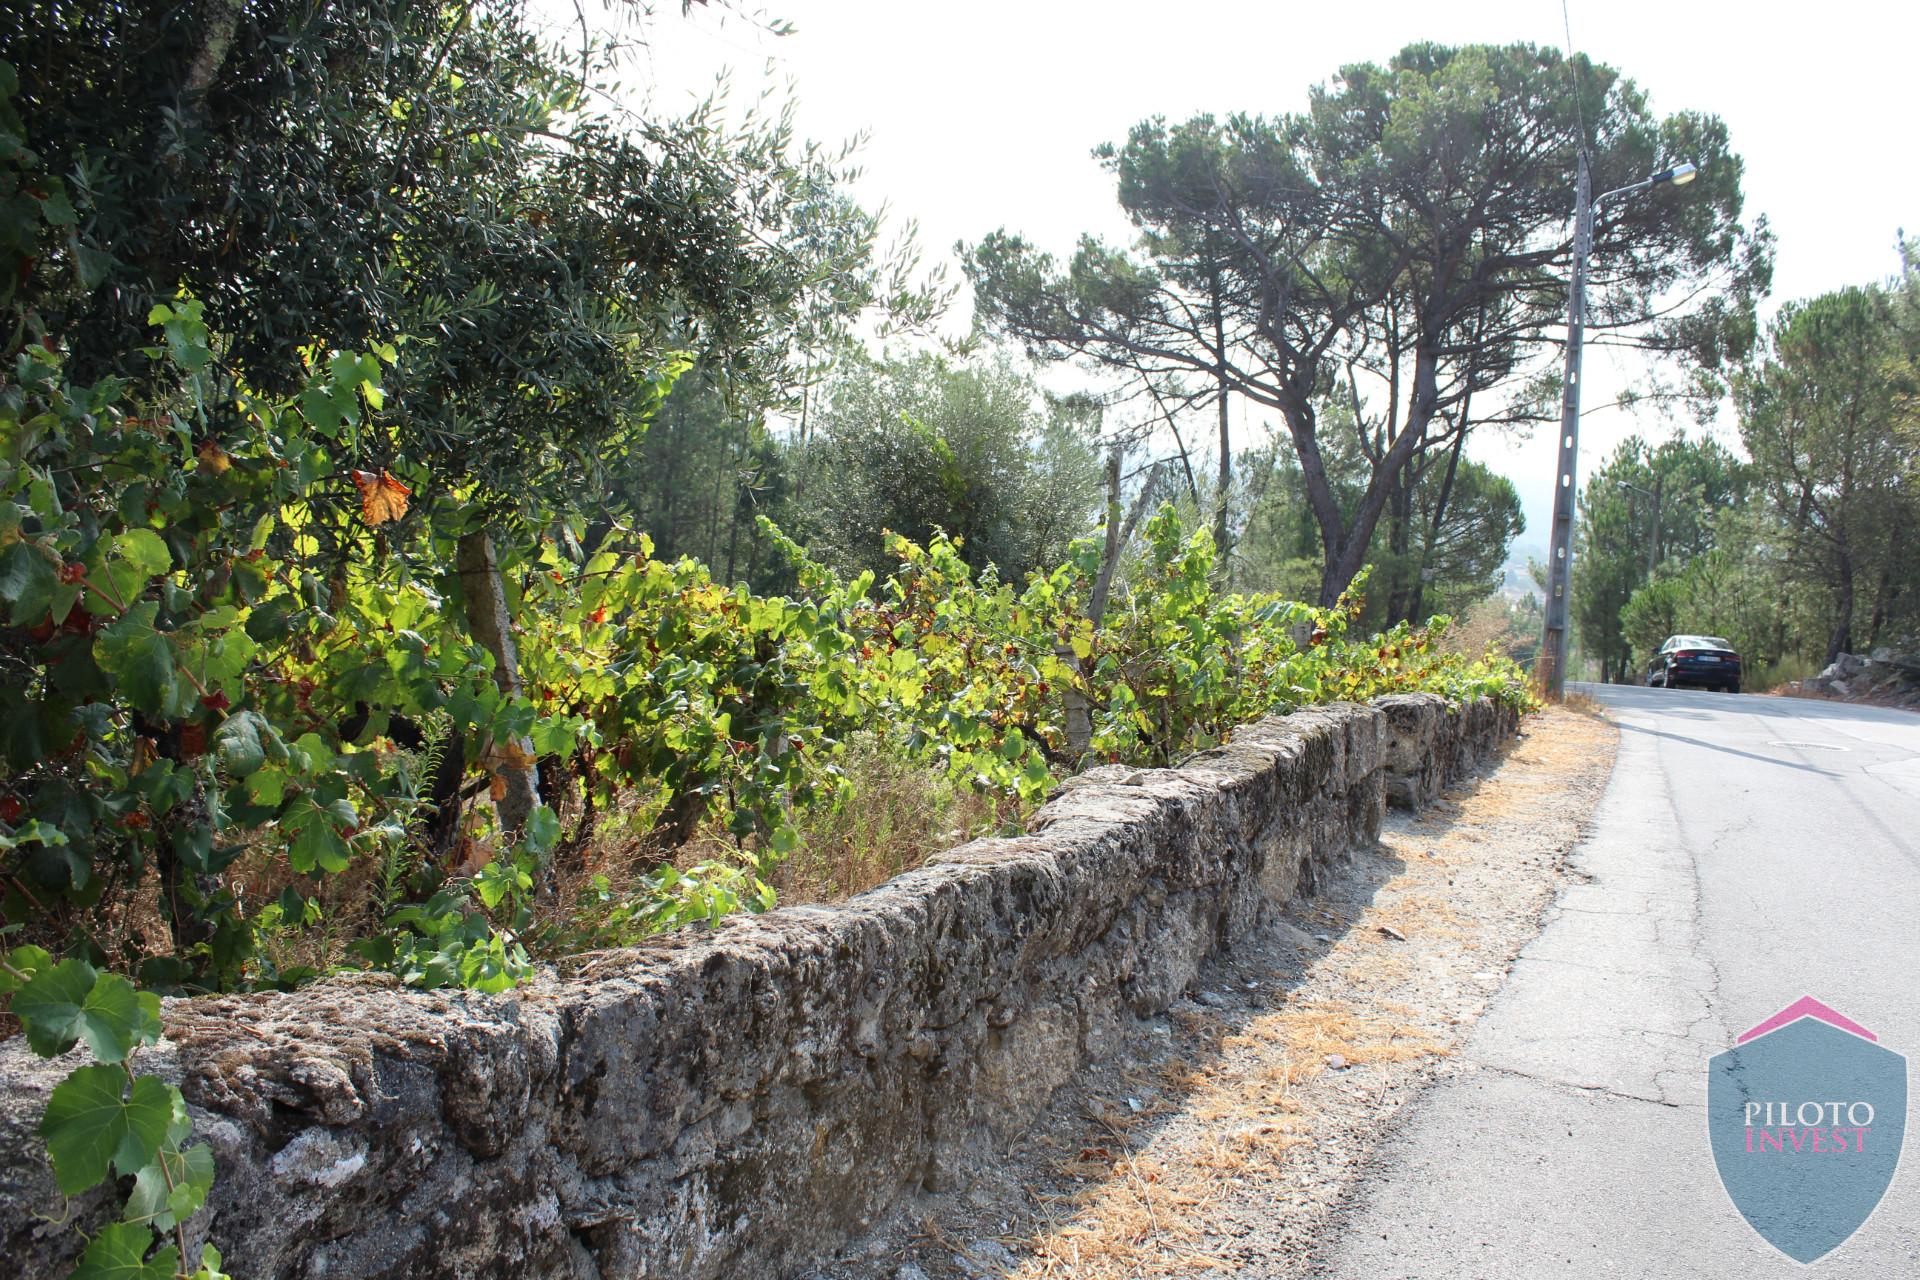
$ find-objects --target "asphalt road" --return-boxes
[1319,685,1920,1278]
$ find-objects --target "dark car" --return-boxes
[1645,634,1742,692]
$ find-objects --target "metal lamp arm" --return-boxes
[1595,178,1652,207]
[1597,164,1696,208]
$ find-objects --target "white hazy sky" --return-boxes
[540,0,1917,552]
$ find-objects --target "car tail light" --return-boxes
[1676,649,1700,659]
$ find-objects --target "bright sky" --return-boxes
[540,0,1916,555]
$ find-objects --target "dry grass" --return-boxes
[988,707,1617,1280]
[1559,688,1609,718]
[1008,995,1449,1279]
[765,735,1013,905]
[197,735,1019,974]
[1437,595,1521,657]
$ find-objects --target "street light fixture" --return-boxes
[1537,155,1701,699]
[1598,162,1698,206]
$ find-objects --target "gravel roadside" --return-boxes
[817,703,1619,1280]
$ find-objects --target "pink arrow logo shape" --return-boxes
[1737,995,1878,1045]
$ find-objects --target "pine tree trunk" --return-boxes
[1064,450,1161,763]
[1410,425,1469,623]
[1063,452,1123,761]
[1384,470,1414,623]
[1210,270,1234,568]
[1825,549,1855,668]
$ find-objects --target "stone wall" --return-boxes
[1374,692,1515,810]
[0,694,1516,1280]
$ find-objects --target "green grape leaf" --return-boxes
[11,957,100,1057]
[193,1243,230,1280]
[529,715,577,757]
[284,794,351,873]
[214,710,281,776]
[154,302,211,371]
[86,529,173,614]
[68,1221,180,1280]
[37,184,78,229]
[179,625,257,690]
[67,972,149,1063]
[520,805,561,858]
[0,942,53,995]
[244,766,286,807]
[68,1220,179,1280]
[41,1067,176,1194]
[132,990,165,1050]
[291,731,335,775]
[0,538,56,624]
[49,575,84,625]
[73,246,118,294]
[298,385,343,437]
[473,858,529,911]
[124,1140,214,1231]
[93,604,178,717]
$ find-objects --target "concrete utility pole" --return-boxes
[1539,157,1698,699]
[1539,152,1591,699]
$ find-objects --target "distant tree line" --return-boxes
[619,344,1534,633]
[1571,242,1919,682]
[632,42,1770,637]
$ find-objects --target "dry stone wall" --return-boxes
[0,694,1516,1280]
[1373,692,1514,810]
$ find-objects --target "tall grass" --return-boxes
[766,734,1016,904]
[1748,653,1821,692]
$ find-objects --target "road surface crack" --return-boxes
[1468,1060,1695,1111]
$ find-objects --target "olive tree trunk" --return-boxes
[456,528,542,836]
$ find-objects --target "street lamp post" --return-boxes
[1539,157,1698,699]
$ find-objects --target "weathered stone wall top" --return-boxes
[0,694,1516,1280]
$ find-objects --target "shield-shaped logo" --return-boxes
[1708,997,1907,1263]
